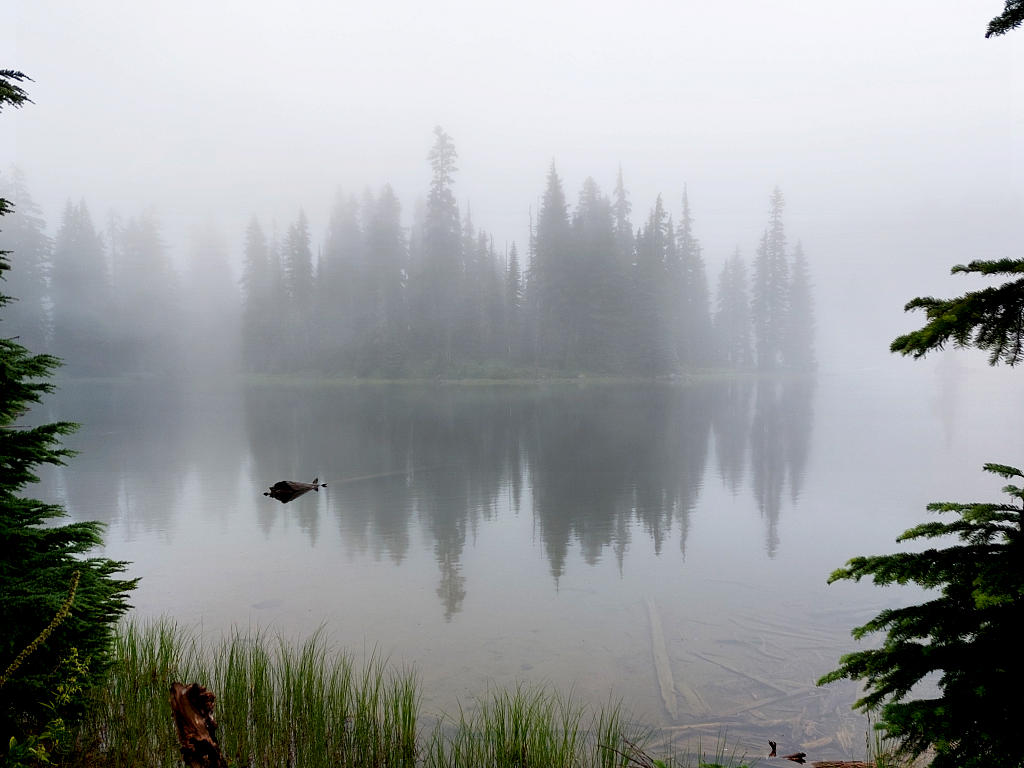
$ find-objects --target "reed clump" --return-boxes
[80,620,418,768]
[424,685,652,768]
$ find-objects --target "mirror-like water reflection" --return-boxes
[41,367,1024,759]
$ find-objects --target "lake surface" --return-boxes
[42,362,1024,761]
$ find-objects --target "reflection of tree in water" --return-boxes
[180,383,246,522]
[243,385,411,549]
[664,385,714,559]
[710,380,752,494]
[244,385,325,542]
[750,377,816,557]
[239,379,815,616]
[403,389,526,621]
[525,388,635,580]
[526,385,714,579]
[782,377,815,505]
[53,381,188,537]
[243,385,525,620]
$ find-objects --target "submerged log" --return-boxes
[644,596,679,719]
[169,682,229,768]
[264,477,327,503]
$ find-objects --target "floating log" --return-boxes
[264,477,326,503]
[169,682,229,768]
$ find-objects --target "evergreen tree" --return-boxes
[0,168,51,353]
[571,177,620,370]
[784,241,815,370]
[475,231,505,363]
[283,210,314,368]
[611,165,634,272]
[182,222,239,377]
[109,212,181,376]
[1,67,137,736]
[504,242,523,362]
[714,248,752,368]
[819,463,1024,768]
[455,204,483,361]
[240,216,273,371]
[414,126,462,368]
[822,18,1024,768]
[50,200,114,376]
[267,229,288,369]
[531,163,572,367]
[631,195,674,375]
[284,209,314,309]
[674,188,712,367]
[317,192,365,373]
[751,187,790,370]
[361,185,407,375]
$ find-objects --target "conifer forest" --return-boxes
[1,129,815,379]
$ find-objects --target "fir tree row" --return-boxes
[238,128,816,377]
[2,128,815,379]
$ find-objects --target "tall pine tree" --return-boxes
[784,241,815,370]
[504,242,523,363]
[531,163,572,368]
[50,200,114,376]
[714,248,752,368]
[109,212,181,376]
[631,195,674,375]
[283,210,314,368]
[0,168,51,353]
[413,127,462,368]
[361,185,407,375]
[751,187,790,370]
[674,188,712,368]
[571,177,620,371]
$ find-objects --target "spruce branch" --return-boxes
[986,0,1024,37]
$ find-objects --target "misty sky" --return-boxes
[3,0,1022,366]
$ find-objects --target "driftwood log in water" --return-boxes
[169,682,229,768]
[264,477,327,503]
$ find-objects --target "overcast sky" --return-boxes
[2,0,1022,366]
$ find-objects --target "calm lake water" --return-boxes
[41,362,1024,760]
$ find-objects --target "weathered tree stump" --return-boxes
[169,682,229,768]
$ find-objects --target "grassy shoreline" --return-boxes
[73,620,754,768]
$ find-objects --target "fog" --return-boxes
[3,0,1022,372]
[7,7,1024,756]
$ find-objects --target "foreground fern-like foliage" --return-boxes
[819,463,1024,768]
